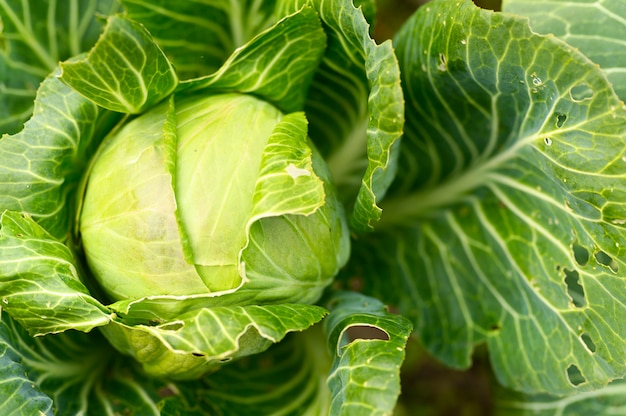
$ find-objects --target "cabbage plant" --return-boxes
[1,0,626,414]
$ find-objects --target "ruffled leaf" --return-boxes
[0,211,111,336]
[324,292,412,415]
[279,0,404,231]
[101,303,327,380]
[59,15,178,113]
[0,72,118,240]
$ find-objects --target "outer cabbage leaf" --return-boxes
[0,211,112,335]
[100,304,327,380]
[121,0,277,79]
[503,0,626,100]
[178,6,326,114]
[278,0,404,231]
[160,331,333,415]
[1,295,331,415]
[324,292,412,416]
[349,0,626,395]
[0,311,180,416]
[0,72,119,240]
[0,312,54,415]
[495,378,626,415]
[59,15,178,113]
[0,0,119,135]
[196,335,331,415]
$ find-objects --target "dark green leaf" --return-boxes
[0,312,53,415]
[0,0,119,134]
[495,377,626,415]
[121,0,277,79]
[0,311,187,416]
[352,0,626,395]
[177,331,332,415]
[178,6,326,114]
[503,0,626,100]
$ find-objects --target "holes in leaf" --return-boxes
[438,53,447,71]
[339,324,390,353]
[564,268,586,308]
[570,83,594,102]
[595,250,619,273]
[347,325,390,341]
[555,112,567,128]
[566,364,586,386]
[191,352,205,357]
[580,332,596,353]
[572,242,589,266]
[488,323,501,333]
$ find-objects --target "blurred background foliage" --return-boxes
[374,0,502,40]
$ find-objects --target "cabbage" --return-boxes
[81,93,349,303]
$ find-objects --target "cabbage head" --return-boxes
[80,92,350,305]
